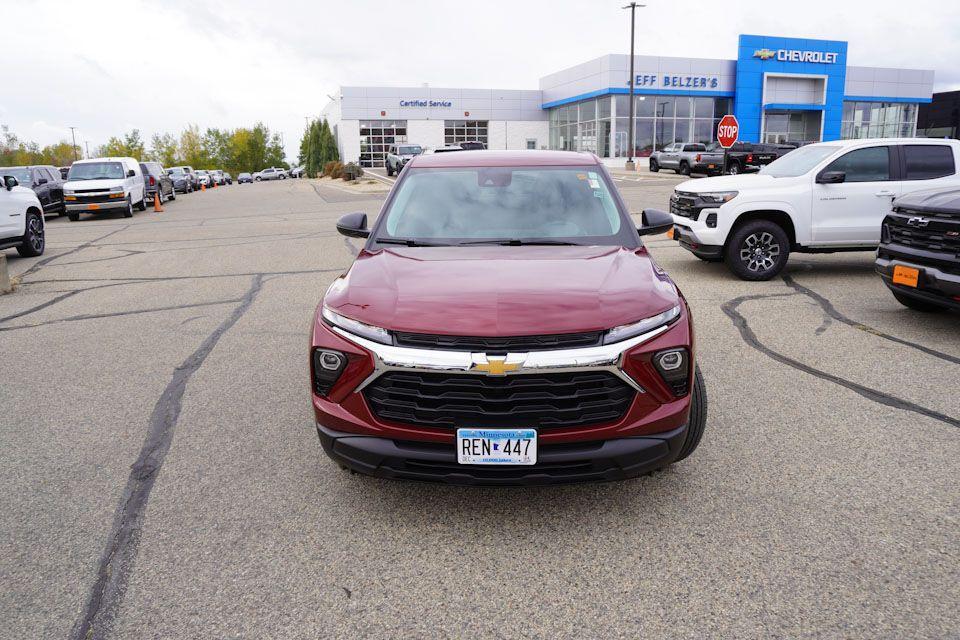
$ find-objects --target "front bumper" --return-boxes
[65,198,127,212]
[672,224,723,260]
[876,254,960,310]
[317,423,687,485]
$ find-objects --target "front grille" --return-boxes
[364,371,636,430]
[393,331,602,351]
[887,219,960,255]
[670,191,700,219]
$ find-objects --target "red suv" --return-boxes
[310,151,707,485]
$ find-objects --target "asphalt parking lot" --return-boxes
[2,177,958,639]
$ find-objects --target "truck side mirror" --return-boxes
[336,212,370,238]
[816,170,846,184]
[3,175,19,190]
[127,169,136,177]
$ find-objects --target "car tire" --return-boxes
[890,289,948,312]
[727,161,741,175]
[16,210,45,257]
[679,162,691,176]
[123,196,134,218]
[724,219,790,281]
[674,366,707,462]
[255,177,261,182]
[136,194,147,211]
[649,159,659,173]
[169,187,176,201]
[386,163,393,177]
[67,212,79,222]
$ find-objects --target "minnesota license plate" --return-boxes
[87,204,100,210]
[456,429,537,465]
[707,164,716,169]
[892,265,920,288]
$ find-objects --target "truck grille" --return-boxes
[887,216,960,256]
[364,371,635,430]
[670,191,700,219]
[393,331,602,351]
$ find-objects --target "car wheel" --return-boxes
[727,161,741,175]
[123,196,134,218]
[255,177,261,182]
[169,186,176,201]
[890,289,948,312]
[68,212,79,222]
[674,366,707,462]
[679,162,691,176]
[724,220,790,281]
[17,210,45,257]
[649,159,659,173]
[136,194,147,211]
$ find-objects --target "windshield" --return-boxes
[68,162,125,181]
[399,146,423,155]
[375,166,633,246]
[0,167,32,184]
[759,145,839,178]
[168,167,185,175]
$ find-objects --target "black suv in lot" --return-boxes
[876,188,960,312]
[0,164,65,216]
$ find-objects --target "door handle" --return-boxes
[875,190,896,197]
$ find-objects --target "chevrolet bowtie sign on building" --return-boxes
[754,47,839,64]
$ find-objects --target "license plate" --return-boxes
[456,429,537,465]
[893,265,920,288]
[707,164,716,169]
[87,204,100,210]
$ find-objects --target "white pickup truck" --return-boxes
[669,138,960,280]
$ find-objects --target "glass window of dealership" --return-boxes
[548,96,920,157]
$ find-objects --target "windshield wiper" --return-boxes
[376,237,451,247]
[457,238,581,246]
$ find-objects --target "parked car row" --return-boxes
[650,141,800,177]
[668,137,960,311]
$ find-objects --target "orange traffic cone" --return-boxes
[201,182,206,192]
[153,192,164,213]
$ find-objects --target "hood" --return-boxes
[64,178,124,191]
[324,246,679,336]
[894,186,960,214]
[675,173,787,193]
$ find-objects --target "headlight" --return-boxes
[322,305,392,345]
[64,189,75,195]
[110,186,124,193]
[603,305,680,345]
[699,191,738,204]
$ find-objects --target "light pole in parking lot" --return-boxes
[69,126,79,161]
[622,3,645,171]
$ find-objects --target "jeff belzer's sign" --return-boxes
[400,99,453,107]
[753,48,839,64]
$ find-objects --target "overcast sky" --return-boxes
[3,0,959,161]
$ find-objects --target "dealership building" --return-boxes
[321,34,935,167]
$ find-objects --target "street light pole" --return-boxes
[623,3,645,171]
[69,126,79,161]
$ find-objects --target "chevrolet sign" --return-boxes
[754,48,839,64]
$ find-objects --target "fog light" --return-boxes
[312,349,347,395]
[706,213,717,228]
[653,348,690,396]
[658,351,683,371]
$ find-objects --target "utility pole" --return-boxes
[84,140,90,158]
[622,3,645,171]
[69,126,79,161]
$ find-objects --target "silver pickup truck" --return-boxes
[649,143,712,176]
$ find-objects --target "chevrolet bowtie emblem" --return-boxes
[753,48,776,60]
[472,355,522,375]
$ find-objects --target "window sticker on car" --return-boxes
[588,172,601,190]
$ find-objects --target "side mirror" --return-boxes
[37,177,48,185]
[638,208,674,236]
[816,170,845,184]
[127,169,136,177]
[336,212,370,238]
[3,175,19,190]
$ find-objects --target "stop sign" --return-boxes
[717,115,739,148]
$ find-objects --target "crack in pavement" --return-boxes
[782,274,960,366]
[0,298,243,332]
[722,292,960,429]
[69,274,264,640]
[18,226,130,279]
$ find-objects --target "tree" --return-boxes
[98,129,145,159]
[305,119,322,177]
[149,133,179,166]
[179,124,209,169]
